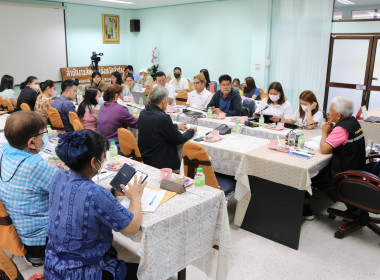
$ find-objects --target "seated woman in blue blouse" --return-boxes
[243,76,260,100]
[44,130,146,280]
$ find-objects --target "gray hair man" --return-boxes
[311,96,365,209]
[137,86,197,170]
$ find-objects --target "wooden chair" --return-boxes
[0,248,24,280]
[68,112,80,126]
[47,108,65,132]
[261,92,269,100]
[20,103,31,111]
[176,91,188,105]
[0,199,26,258]
[144,86,151,96]
[4,98,14,113]
[188,81,195,92]
[151,82,157,87]
[0,97,4,110]
[72,119,84,131]
[117,128,143,162]
[259,88,264,96]
[182,142,219,189]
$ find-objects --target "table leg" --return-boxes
[178,268,186,280]
[241,175,304,250]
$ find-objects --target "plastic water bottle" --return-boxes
[207,107,212,119]
[46,125,52,136]
[233,121,241,134]
[298,133,305,149]
[133,106,138,116]
[109,142,118,163]
[259,114,265,125]
[194,168,205,187]
[139,97,144,106]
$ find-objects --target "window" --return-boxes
[333,11,343,20]
[352,9,377,20]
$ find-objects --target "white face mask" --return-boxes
[93,158,105,177]
[301,105,310,112]
[269,94,280,102]
[31,84,40,91]
[139,75,144,79]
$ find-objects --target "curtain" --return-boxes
[269,0,334,111]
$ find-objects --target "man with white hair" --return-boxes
[137,86,197,170]
[311,96,365,205]
[137,68,153,88]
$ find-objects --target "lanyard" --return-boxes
[0,149,31,182]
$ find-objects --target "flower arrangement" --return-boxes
[147,47,159,78]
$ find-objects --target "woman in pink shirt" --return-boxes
[77,87,101,131]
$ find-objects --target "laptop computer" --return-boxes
[132,91,148,105]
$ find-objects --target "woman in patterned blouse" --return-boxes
[44,130,145,279]
[34,80,57,120]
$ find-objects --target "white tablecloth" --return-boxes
[99,159,233,280]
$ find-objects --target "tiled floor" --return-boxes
[12,191,380,280]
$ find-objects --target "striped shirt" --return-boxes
[0,143,58,246]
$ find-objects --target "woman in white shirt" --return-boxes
[186,74,212,111]
[254,81,292,122]
[282,90,323,129]
[0,75,17,106]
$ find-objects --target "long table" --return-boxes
[234,129,332,249]
[98,158,233,280]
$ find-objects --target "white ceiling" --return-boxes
[39,0,223,9]
[335,0,380,8]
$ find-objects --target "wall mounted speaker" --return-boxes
[130,19,140,32]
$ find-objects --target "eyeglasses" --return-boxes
[33,130,48,137]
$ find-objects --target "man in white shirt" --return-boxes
[154,71,176,106]
[169,67,189,93]
[186,74,213,111]
[138,68,154,88]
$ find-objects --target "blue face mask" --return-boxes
[98,97,104,105]
[39,133,49,152]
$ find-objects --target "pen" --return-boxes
[101,171,107,174]
[149,195,157,205]
[296,149,315,155]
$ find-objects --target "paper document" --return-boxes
[304,141,320,150]
[119,187,167,213]
[310,135,322,142]
[96,170,117,181]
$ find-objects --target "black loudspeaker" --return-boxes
[130,19,140,32]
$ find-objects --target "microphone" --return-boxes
[258,105,269,115]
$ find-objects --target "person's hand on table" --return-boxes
[177,123,188,131]
[212,107,222,114]
[121,175,146,201]
[270,116,280,122]
[190,126,197,134]
[252,114,259,119]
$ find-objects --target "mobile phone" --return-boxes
[193,137,204,142]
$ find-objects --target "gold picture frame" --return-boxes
[102,14,120,44]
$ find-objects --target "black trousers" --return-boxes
[309,166,338,201]
[24,244,46,259]
[102,262,138,280]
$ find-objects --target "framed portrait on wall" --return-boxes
[102,14,120,44]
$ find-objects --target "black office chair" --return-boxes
[327,170,380,240]
[241,107,250,117]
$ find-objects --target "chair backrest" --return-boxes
[259,88,264,95]
[4,99,14,112]
[144,86,151,96]
[20,103,31,111]
[72,119,84,131]
[47,108,65,132]
[188,81,195,92]
[176,91,188,105]
[0,199,26,256]
[117,128,143,162]
[242,99,256,116]
[182,142,219,189]
[0,248,21,280]
[68,111,79,127]
[334,171,380,214]
[0,97,4,108]
[261,92,268,100]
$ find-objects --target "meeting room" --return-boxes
[1,0,380,279]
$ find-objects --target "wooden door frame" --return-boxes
[323,34,379,112]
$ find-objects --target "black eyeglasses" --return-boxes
[33,130,48,137]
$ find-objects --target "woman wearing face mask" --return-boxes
[44,130,144,279]
[16,76,40,111]
[77,87,102,131]
[282,90,323,129]
[232,78,243,95]
[97,84,138,146]
[34,80,56,119]
[254,81,292,122]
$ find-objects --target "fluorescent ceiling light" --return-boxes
[100,0,135,4]
[337,0,355,4]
